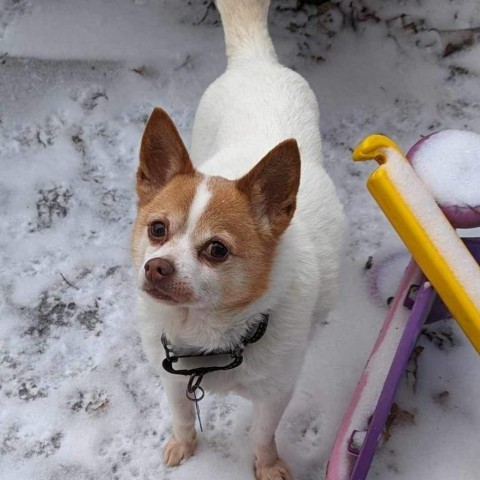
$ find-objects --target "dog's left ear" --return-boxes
[137,108,194,203]
[236,139,301,237]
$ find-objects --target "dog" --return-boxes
[131,1,345,478]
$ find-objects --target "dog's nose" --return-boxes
[144,258,175,283]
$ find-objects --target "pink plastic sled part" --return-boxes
[326,259,421,479]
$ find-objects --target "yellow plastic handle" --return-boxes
[353,134,404,163]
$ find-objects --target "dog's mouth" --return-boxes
[142,285,179,303]
[142,284,194,306]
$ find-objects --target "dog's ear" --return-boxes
[137,108,194,203]
[236,139,301,237]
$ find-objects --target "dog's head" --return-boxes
[132,108,301,311]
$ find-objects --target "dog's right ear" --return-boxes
[137,108,194,203]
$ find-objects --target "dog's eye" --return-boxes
[205,241,229,261]
[149,221,167,239]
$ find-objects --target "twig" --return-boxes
[60,272,79,290]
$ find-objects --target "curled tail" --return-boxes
[215,0,277,63]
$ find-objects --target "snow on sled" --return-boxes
[327,132,480,480]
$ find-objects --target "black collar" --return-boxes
[161,312,269,379]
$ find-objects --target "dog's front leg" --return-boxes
[162,377,197,467]
[252,393,292,480]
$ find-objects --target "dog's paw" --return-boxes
[255,458,291,480]
[163,435,197,467]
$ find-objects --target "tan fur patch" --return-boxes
[193,176,277,310]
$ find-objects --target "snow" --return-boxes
[367,250,411,307]
[410,130,480,206]
[1,1,480,479]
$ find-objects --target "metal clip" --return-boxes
[186,374,205,431]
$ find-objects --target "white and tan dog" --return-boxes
[131,1,345,478]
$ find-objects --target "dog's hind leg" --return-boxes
[251,393,292,480]
[162,378,197,467]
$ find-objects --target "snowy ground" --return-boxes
[1,1,480,479]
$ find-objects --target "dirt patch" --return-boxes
[36,186,72,230]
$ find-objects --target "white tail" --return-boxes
[215,0,277,62]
